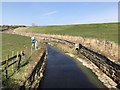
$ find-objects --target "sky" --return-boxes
[1,2,118,26]
[1,0,120,2]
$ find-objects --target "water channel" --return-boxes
[38,45,107,89]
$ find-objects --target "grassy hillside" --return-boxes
[2,33,31,60]
[0,33,2,61]
[23,23,118,44]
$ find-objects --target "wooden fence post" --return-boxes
[12,51,14,73]
[20,50,22,61]
[5,54,9,79]
[23,45,26,55]
[21,51,23,56]
[16,51,19,70]
[17,51,22,70]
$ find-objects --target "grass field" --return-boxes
[2,33,31,60]
[0,33,2,62]
[23,23,118,44]
[2,33,45,88]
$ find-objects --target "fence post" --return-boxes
[5,54,9,79]
[21,51,23,56]
[17,51,22,70]
[23,45,25,55]
[20,50,22,61]
[12,51,14,73]
[16,51,19,70]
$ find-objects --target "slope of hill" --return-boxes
[2,33,31,60]
[19,23,118,44]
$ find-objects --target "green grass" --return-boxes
[24,23,118,44]
[2,44,46,88]
[2,33,31,60]
[2,33,31,85]
[0,33,2,61]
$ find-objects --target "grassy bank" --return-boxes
[2,33,31,83]
[2,45,46,89]
[21,23,118,44]
[2,33,31,60]
[2,33,46,88]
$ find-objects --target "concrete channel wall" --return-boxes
[39,34,119,62]
[40,36,120,88]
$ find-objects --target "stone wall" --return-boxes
[20,51,47,89]
[39,34,119,63]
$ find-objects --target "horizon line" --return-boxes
[0,21,118,26]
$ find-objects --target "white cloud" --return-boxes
[38,11,57,19]
[44,11,57,16]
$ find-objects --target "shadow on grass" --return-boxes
[2,49,42,89]
[20,61,28,68]
[2,78,21,90]
[2,56,31,90]
[2,58,30,82]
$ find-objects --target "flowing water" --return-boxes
[38,45,107,89]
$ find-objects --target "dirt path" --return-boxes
[13,27,29,33]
